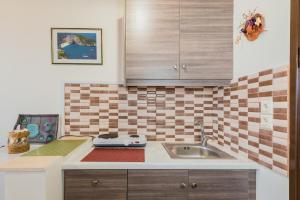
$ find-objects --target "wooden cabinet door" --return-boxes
[128,170,188,200]
[188,170,256,200]
[126,0,180,80]
[180,0,233,80]
[64,170,96,200]
[64,170,127,200]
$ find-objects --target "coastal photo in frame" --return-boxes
[51,28,103,65]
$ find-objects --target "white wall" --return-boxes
[234,0,290,79]
[0,0,124,138]
[257,166,289,200]
[234,2,290,199]
[0,0,291,136]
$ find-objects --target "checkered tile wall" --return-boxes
[64,65,289,175]
[65,86,215,142]
[212,65,289,175]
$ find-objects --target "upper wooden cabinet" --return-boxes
[125,0,233,86]
[126,0,180,80]
[180,0,233,80]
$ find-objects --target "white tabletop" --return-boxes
[63,141,259,170]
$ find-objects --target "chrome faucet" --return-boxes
[195,121,209,146]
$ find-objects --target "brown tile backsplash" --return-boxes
[64,65,289,176]
[213,65,289,176]
[65,85,216,143]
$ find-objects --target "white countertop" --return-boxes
[0,145,42,165]
[0,145,61,172]
[0,138,91,172]
[0,148,19,166]
[63,141,259,170]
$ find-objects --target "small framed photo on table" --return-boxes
[51,28,103,65]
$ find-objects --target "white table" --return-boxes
[0,147,19,200]
[0,145,41,200]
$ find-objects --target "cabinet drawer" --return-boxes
[64,170,127,200]
[128,170,188,200]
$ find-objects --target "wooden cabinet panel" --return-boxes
[64,170,127,200]
[180,0,233,80]
[64,170,95,200]
[64,169,256,200]
[126,0,180,80]
[188,170,256,200]
[128,170,188,200]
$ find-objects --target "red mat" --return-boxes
[81,148,145,162]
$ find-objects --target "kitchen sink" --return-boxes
[163,143,235,159]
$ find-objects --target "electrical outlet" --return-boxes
[260,114,273,130]
[261,100,273,115]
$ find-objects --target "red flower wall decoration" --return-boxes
[236,9,265,44]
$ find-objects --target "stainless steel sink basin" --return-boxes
[163,143,234,159]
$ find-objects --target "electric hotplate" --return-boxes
[93,134,147,147]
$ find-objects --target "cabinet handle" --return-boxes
[180,182,187,189]
[173,65,178,70]
[191,183,198,189]
[91,180,100,186]
[182,64,187,70]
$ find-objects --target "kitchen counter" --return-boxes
[0,138,259,171]
[0,156,63,172]
[23,140,86,157]
[0,137,91,200]
[0,147,20,166]
[0,138,90,172]
[0,145,41,166]
[0,138,269,200]
[63,141,259,170]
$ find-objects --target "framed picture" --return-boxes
[14,114,59,144]
[51,28,103,65]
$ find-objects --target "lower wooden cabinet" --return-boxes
[188,170,256,200]
[128,170,188,200]
[64,170,127,200]
[64,169,256,200]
